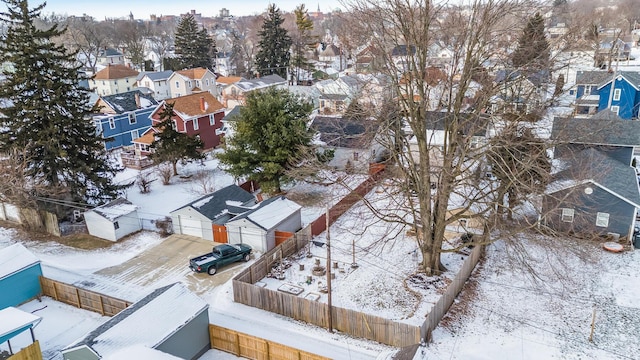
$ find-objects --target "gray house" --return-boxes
[61,282,209,360]
[544,117,640,245]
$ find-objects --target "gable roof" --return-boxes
[138,70,174,82]
[62,283,208,359]
[391,45,416,57]
[171,184,255,221]
[98,90,158,114]
[0,243,40,279]
[551,117,640,147]
[591,108,623,121]
[165,92,225,118]
[227,196,301,230]
[89,198,138,221]
[423,111,489,137]
[100,48,123,57]
[597,71,640,91]
[575,70,612,86]
[94,64,139,80]
[320,44,341,57]
[312,115,379,148]
[176,67,211,80]
[216,76,243,85]
[549,148,640,207]
[222,106,243,122]
[233,74,286,92]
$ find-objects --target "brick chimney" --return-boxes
[134,93,141,108]
[199,96,206,112]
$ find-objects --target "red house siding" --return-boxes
[186,112,224,150]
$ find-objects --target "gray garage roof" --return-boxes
[551,117,640,147]
[171,184,255,221]
[226,196,301,230]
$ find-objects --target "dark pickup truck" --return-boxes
[189,243,252,275]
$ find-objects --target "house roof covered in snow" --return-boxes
[97,90,158,114]
[138,70,174,82]
[597,71,640,90]
[551,117,640,147]
[171,184,255,221]
[94,64,139,80]
[62,283,208,358]
[227,196,301,230]
[0,243,40,280]
[232,74,286,92]
[89,198,138,222]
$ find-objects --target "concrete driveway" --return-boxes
[95,234,251,296]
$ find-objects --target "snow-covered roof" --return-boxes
[233,74,286,92]
[63,283,208,358]
[0,307,42,344]
[0,243,40,279]
[103,345,182,360]
[229,196,301,230]
[89,198,138,221]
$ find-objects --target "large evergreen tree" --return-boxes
[511,13,550,71]
[150,102,204,176]
[174,14,216,70]
[0,0,124,206]
[216,88,313,193]
[254,5,292,79]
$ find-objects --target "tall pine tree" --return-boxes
[254,5,292,79]
[174,14,216,70]
[511,13,550,71]
[0,0,124,207]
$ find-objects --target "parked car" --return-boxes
[189,243,252,275]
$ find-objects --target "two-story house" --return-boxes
[573,70,612,116]
[221,74,286,109]
[491,69,549,114]
[93,90,158,151]
[132,92,226,159]
[136,70,173,100]
[215,76,242,102]
[97,48,125,66]
[596,71,640,120]
[90,64,139,96]
[544,117,640,245]
[167,67,217,98]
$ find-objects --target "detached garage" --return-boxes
[0,244,42,310]
[61,282,210,360]
[225,196,302,253]
[84,198,141,242]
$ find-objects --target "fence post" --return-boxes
[99,296,105,316]
[52,281,59,301]
[235,331,241,356]
[75,288,81,308]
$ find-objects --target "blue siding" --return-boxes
[576,85,600,99]
[96,108,154,150]
[598,79,640,120]
[0,263,43,310]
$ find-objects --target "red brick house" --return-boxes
[129,92,225,164]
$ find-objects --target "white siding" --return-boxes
[84,211,117,241]
[170,208,213,240]
[225,219,267,252]
[113,212,142,240]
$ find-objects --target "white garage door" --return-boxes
[180,217,203,238]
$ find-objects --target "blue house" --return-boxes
[573,70,611,116]
[0,244,42,310]
[545,117,640,246]
[93,90,158,150]
[596,71,640,120]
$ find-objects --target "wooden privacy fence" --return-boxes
[421,243,485,342]
[209,325,330,360]
[39,277,131,317]
[7,340,42,360]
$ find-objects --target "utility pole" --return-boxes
[325,206,333,333]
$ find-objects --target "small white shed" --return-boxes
[84,198,141,242]
[225,196,302,253]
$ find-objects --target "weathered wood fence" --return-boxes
[7,341,41,360]
[39,277,131,316]
[210,325,330,360]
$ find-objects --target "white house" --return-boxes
[84,198,141,242]
[137,70,173,100]
[225,196,302,253]
[167,67,218,98]
[90,64,139,96]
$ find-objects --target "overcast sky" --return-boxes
[30,0,345,19]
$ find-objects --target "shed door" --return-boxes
[180,217,202,238]
[213,224,228,243]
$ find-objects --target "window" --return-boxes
[114,221,120,230]
[209,114,215,126]
[561,208,574,223]
[175,81,180,88]
[613,88,621,101]
[145,81,150,87]
[188,81,192,88]
[596,212,610,227]
[584,86,591,95]
[128,113,136,124]
[353,152,359,161]
[126,78,129,83]
[196,80,200,87]
[108,118,115,129]
[114,79,118,85]
[131,130,139,139]
[171,120,178,130]
[611,106,620,115]
[193,119,199,130]
[206,79,209,86]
